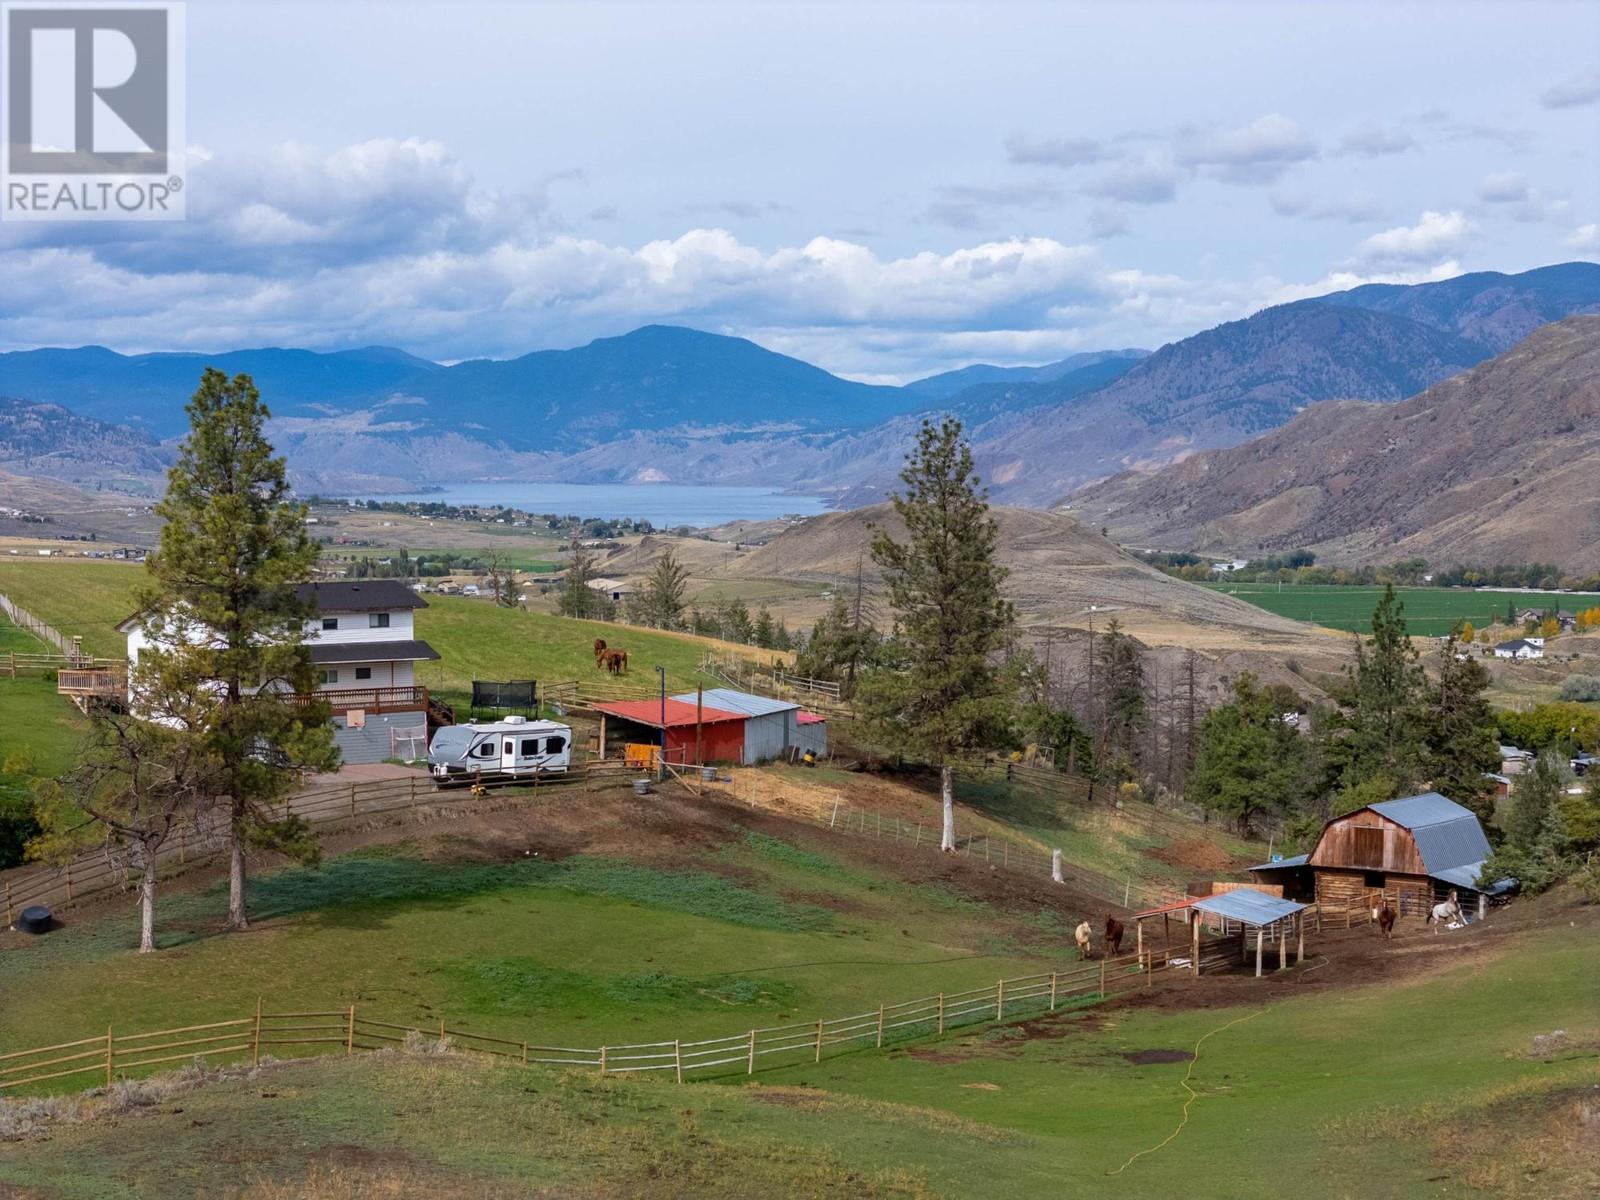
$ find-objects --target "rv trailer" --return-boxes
[428,715,573,786]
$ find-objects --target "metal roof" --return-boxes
[670,688,799,717]
[1191,890,1306,926]
[590,698,745,729]
[1368,793,1491,874]
[1247,853,1309,872]
[1430,862,1516,895]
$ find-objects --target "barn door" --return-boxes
[1351,826,1384,868]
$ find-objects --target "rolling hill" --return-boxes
[1066,316,1600,571]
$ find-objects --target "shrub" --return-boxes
[1558,674,1600,702]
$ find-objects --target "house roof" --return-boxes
[1192,890,1306,927]
[671,687,799,717]
[307,639,440,664]
[1494,639,1539,652]
[1366,793,1492,874]
[296,581,428,612]
[1247,853,1310,872]
[590,698,745,729]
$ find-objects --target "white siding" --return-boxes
[304,608,415,645]
[317,660,416,689]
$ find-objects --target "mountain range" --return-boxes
[0,261,1596,503]
[1068,316,1600,572]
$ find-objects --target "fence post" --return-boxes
[350,783,358,819]
[253,997,263,1066]
[1049,972,1058,1011]
[66,862,74,902]
[995,979,1004,1021]
[105,1025,113,1086]
[814,1019,823,1063]
[876,1005,885,1049]
[3,880,10,926]
[830,798,839,828]
[1100,958,1107,999]
[915,823,921,847]
[674,1039,683,1084]
[1051,849,1063,884]
[439,1018,446,1042]
[937,993,945,1035]
[346,1005,356,1052]
[747,1029,757,1075]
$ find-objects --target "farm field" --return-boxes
[0,782,1593,1198]
[1203,582,1600,636]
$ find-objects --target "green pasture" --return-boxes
[1203,582,1600,636]
[0,823,1082,1066]
[0,560,140,658]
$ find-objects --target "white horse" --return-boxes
[1074,920,1095,960]
[1427,890,1464,933]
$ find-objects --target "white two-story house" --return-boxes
[116,579,441,765]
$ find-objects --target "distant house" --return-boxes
[1492,638,1544,660]
[119,580,441,765]
[587,578,636,604]
[1499,744,1534,775]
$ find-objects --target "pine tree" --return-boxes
[1097,619,1146,769]
[1341,584,1428,793]
[642,548,690,629]
[858,418,1015,851]
[752,606,776,649]
[558,538,598,618]
[1186,672,1307,834]
[141,369,338,931]
[1425,627,1500,825]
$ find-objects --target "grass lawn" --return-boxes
[1203,582,1600,636]
[0,560,140,658]
[0,824,1078,1066]
[4,903,1595,1198]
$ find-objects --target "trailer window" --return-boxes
[544,735,566,755]
[473,741,497,760]
[521,738,540,757]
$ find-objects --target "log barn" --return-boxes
[1249,792,1514,913]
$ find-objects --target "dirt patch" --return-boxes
[1121,1048,1193,1065]
[1151,839,1238,873]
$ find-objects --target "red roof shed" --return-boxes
[590,698,746,764]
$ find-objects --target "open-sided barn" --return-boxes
[1250,792,1514,912]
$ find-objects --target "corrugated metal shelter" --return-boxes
[1131,892,1309,977]
[590,698,746,765]
[671,688,802,765]
[793,712,829,758]
[1253,792,1512,911]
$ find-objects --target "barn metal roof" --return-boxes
[591,699,744,729]
[670,688,799,717]
[1430,862,1516,895]
[1191,890,1306,927]
[1368,793,1491,874]
[1247,853,1309,872]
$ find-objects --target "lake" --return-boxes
[364,483,832,528]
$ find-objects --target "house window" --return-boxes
[354,667,372,681]
[322,617,339,630]
[320,669,338,685]
[369,612,390,629]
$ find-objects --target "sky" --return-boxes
[1,0,1597,381]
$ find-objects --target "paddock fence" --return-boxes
[0,761,646,925]
[0,944,1201,1098]
[0,592,83,657]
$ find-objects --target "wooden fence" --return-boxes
[0,592,78,656]
[0,761,643,925]
[0,945,1190,1097]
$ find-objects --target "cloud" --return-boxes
[1567,224,1600,252]
[1355,210,1472,268]
[924,181,1065,230]
[1174,113,1317,184]
[1086,203,1130,239]
[1004,135,1110,168]
[1084,152,1181,204]
[1540,70,1600,109]
[1270,193,1386,223]
[1476,172,1529,203]
[1333,124,1416,158]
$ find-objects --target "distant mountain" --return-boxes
[902,349,1147,400]
[1067,317,1600,571]
[0,395,171,484]
[967,301,1491,504]
[1316,262,1600,354]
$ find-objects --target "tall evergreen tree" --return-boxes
[641,548,690,629]
[558,538,598,618]
[141,369,338,931]
[858,418,1015,851]
[1425,626,1501,825]
[1340,584,1428,793]
[1097,619,1147,768]
[1187,672,1307,834]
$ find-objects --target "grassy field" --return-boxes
[1203,582,1600,636]
[0,560,783,697]
[2,868,1594,1198]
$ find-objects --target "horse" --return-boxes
[1103,915,1125,957]
[1427,890,1463,933]
[1377,903,1397,939]
[1074,920,1094,960]
[592,638,607,666]
[603,648,629,675]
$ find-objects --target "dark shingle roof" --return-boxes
[296,581,427,612]
[307,639,439,664]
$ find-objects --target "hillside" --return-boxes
[0,396,170,485]
[901,348,1147,400]
[1068,316,1600,570]
[967,302,1491,504]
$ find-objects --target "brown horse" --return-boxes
[593,638,608,667]
[1377,903,1397,939]
[1103,915,1125,957]
[603,648,629,675]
